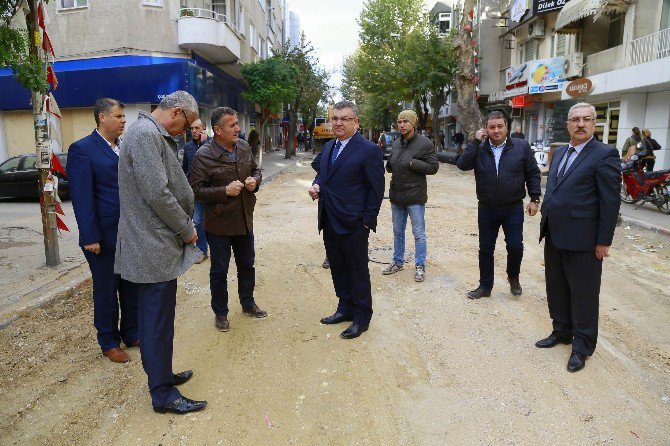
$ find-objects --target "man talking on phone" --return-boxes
[448,111,541,299]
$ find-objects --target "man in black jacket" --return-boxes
[451,111,541,299]
[383,110,439,282]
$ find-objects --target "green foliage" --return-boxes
[1,0,52,93]
[241,55,298,115]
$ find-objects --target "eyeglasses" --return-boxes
[181,109,191,130]
[332,116,356,123]
[567,116,595,124]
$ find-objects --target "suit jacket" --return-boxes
[314,133,385,234]
[114,111,201,283]
[68,130,122,251]
[540,138,621,251]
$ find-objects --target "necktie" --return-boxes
[558,147,575,179]
[331,141,342,165]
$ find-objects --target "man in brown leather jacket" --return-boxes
[189,107,267,332]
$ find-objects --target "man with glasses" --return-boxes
[115,90,207,414]
[189,106,267,334]
[536,102,620,373]
[182,118,210,264]
[309,100,385,339]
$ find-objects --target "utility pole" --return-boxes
[28,0,60,266]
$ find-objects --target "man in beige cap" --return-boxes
[383,110,439,282]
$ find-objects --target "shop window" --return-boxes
[58,0,88,9]
[607,13,624,48]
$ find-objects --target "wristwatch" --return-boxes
[531,197,541,204]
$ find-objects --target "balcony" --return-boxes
[629,27,670,66]
[584,45,625,77]
[177,8,241,64]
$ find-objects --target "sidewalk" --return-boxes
[0,148,309,328]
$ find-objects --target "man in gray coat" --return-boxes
[115,91,207,414]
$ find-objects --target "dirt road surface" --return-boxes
[1,160,669,445]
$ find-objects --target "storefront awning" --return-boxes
[555,0,634,33]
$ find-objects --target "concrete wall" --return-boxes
[3,111,36,158]
[0,112,7,162]
[618,91,670,169]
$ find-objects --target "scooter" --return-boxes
[620,154,670,214]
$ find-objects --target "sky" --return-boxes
[286,0,435,99]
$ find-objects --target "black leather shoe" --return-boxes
[535,332,572,348]
[153,396,207,414]
[173,370,193,386]
[320,312,352,325]
[508,276,522,296]
[340,323,369,339]
[567,351,587,372]
[467,287,491,299]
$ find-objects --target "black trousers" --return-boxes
[544,236,602,356]
[322,214,373,325]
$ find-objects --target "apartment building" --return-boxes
[0,0,287,162]
[488,0,670,168]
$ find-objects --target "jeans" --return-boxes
[207,231,256,316]
[391,203,426,267]
[193,201,207,256]
[477,205,524,290]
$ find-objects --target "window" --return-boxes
[238,3,246,35]
[0,157,21,173]
[58,0,88,9]
[551,33,569,57]
[250,21,258,52]
[260,36,267,58]
[663,0,670,30]
[607,13,624,48]
[141,0,163,6]
[258,0,265,11]
[438,12,451,33]
[212,0,226,17]
[520,39,538,63]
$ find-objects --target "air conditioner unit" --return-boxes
[528,20,545,38]
[563,52,584,79]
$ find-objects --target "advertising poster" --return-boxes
[528,56,565,94]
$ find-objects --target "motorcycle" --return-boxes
[620,154,670,214]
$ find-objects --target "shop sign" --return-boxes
[510,0,529,23]
[512,95,525,108]
[504,86,529,98]
[528,56,565,94]
[565,77,593,97]
[505,63,528,88]
[534,0,568,15]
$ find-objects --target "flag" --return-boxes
[46,65,58,90]
[56,215,70,232]
[54,201,65,215]
[51,152,66,177]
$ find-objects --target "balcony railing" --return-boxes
[179,7,239,37]
[629,27,670,66]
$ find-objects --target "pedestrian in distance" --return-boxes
[115,90,206,414]
[190,107,267,334]
[309,100,385,339]
[383,110,439,282]
[510,126,525,140]
[68,98,139,364]
[536,102,621,373]
[182,118,210,264]
[622,126,642,159]
[447,111,541,299]
[453,130,465,153]
[638,128,662,171]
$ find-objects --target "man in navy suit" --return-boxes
[68,98,138,363]
[308,100,385,339]
[536,102,620,372]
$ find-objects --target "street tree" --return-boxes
[298,64,330,152]
[277,35,329,159]
[2,0,61,267]
[241,55,297,165]
[453,0,483,139]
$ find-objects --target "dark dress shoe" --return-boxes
[131,340,140,347]
[467,287,491,299]
[215,315,230,332]
[103,347,130,363]
[320,312,352,324]
[508,276,522,296]
[242,304,268,318]
[340,323,369,339]
[535,332,572,348]
[567,351,587,372]
[153,396,207,414]
[173,370,193,386]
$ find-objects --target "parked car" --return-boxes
[0,153,69,199]
[378,131,400,159]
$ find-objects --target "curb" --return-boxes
[619,215,670,237]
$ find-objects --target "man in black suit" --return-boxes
[536,102,621,372]
[308,100,385,339]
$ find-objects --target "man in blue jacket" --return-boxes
[451,111,541,299]
[182,118,209,263]
[309,100,385,339]
[68,98,138,363]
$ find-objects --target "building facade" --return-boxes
[0,0,288,162]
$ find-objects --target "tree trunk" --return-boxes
[286,108,297,159]
[431,90,446,149]
[454,0,483,141]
